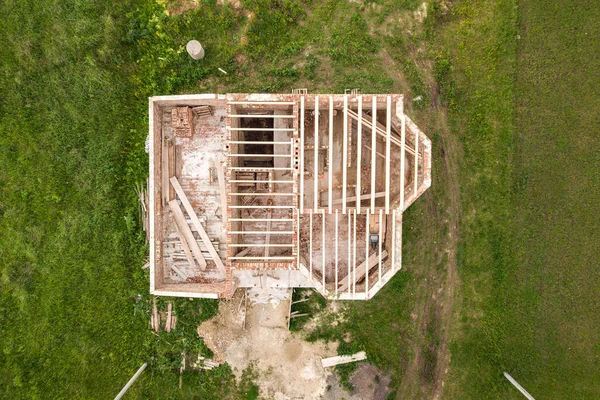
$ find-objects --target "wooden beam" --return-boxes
[338,250,388,292]
[230,256,295,260]
[228,218,293,222]
[348,211,353,296]
[328,96,333,214]
[228,141,292,145]
[385,96,391,214]
[356,96,362,214]
[309,209,313,278]
[321,352,367,368]
[323,192,386,206]
[314,96,319,210]
[352,209,357,296]
[227,192,295,197]
[364,144,386,159]
[342,95,348,214]
[264,210,272,258]
[171,264,189,280]
[169,200,207,270]
[365,210,369,296]
[165,302,172,333]
[114,363,148,400]
[228,167,292,171]
[400,114,406,211]
[216,163,227,223]
[228,153,292,158]
[228,243,294,247]
[172,216,200,270]
[229,114,295,118]
[170,177,226,274]
[168,142,175,201]
[228,127,294,132]
[378,210,383,285]
[335,210,339,296]
[321,210,326,289]
[370,97,377,213]
[227,100,296,105]
[229,205,294,209]
[347,110,415,155]
[162,138,169,207]
[297,210,301,271]
[229,231,294,234]
[300,95,305,213]
[391,209,396,273]
[414,126,419,196]
[230,180,293,184]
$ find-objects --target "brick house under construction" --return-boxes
[148,93,431,300]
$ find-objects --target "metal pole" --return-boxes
[115,362,148,400]
[503,372,536,400]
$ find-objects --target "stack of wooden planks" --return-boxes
[192,105,212,118]
[169,177,226,275]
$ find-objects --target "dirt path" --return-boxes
[429,106,461,400]
[396,84,461,399]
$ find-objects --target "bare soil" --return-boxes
[198,290,390,399]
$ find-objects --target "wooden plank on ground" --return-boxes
[169,142,176,200]
[171,264,189,280]
[338,250,388,292]
[170,177,226,274]
[321,351,367,368]
[216,163,228,222]
[169,200,207,270]
[165,302,173,333]
[152,298,159,333]
[172,218,198,270]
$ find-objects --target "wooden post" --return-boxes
[385,96,391,214]
[321,210,326,290]
[378,210,383,286]
[400,114,406,211]
[352,209,357,296]
[114,363,148,400]
[347,212,352,296]
[314,96,319,210]
[414,126,419,196]
[328,96,334,214]
[300,95,305,213]
[309,210,313,278]
[365,209,370,297]
[335,209,339,296]
[391,209,396,273]
[342,95,348,214]
[370,97,377,213]
[356,96,362,214]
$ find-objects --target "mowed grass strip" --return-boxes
[442,0,600,398]
[505,0,600,397]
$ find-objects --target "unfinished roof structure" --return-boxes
[149,93,431,300]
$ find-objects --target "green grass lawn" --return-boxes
[1,0,598,398]
[442,0,600,398]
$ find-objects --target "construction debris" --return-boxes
[192,105,212,117]
[172,107,194,137]
[148,93,432,300]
